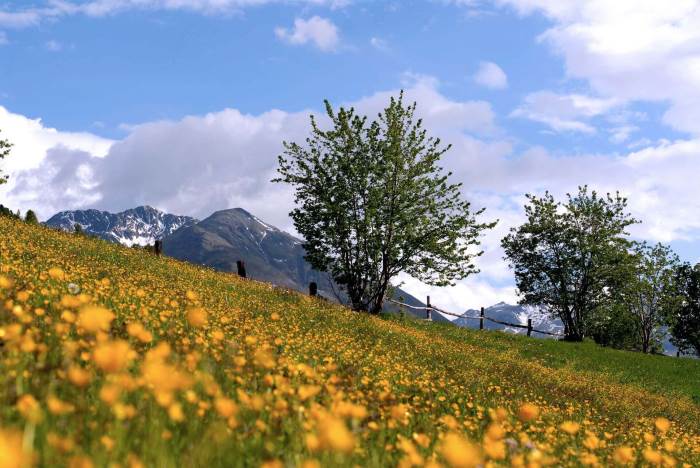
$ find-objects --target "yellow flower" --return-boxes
[0,428,31,468]
[214,397,238,419]
[440,433,481,468]
[317,415,355,453]
[0,274,13,289]
[78,305,115,333]
[559,421,580,435]
[654,417,671,433]
[93,340,133,373]
[16,394,42,423]
[67,366,91,387]
[47,395,75,415]
[168,403,185,422]
[48,267,66,280]
[518,403,540,422]
[643,448,663,465]
[99,384,122,405]
[186,307,208,327]
[298,385,321,401]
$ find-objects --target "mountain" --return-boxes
[45,206,197,246]
[162,208,451,323]
[455,302,564,338]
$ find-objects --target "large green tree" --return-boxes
[0,129,11,185]
[670,263,700,356]
[620,242,680,353]
[501,187,637,341]
[274,93,496,313]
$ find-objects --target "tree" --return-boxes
[501,187,637,341]
[0,129,11,185]
[274,92,496,313]
[669,263,700,356]
[0,204,20,220]
[74,223,84,235]
[620,242,680,353]
[24,209,39,224]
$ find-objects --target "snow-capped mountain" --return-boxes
[454,302,564,338]
[44,206,197,247]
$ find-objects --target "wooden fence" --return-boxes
[219,254,562,338]
[387,297,563,338]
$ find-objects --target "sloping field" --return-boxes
[1,216,699,467]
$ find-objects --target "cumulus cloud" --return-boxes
[473,61,508,89]
[512,91,619,133]
[4,78,700,310]
[493,0,700,135]
[275,16,339,52]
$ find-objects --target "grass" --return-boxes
[426,322,700,404]
[1,215,699,467]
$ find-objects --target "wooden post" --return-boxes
[480,307,484,330]
[154,240,162,256]
[426,296,432,321]
[527,318,532,337]
[309,282,318,297]
[677,350,680,358]
[236,260,247,279]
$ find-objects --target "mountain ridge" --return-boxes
[45,205,197,247]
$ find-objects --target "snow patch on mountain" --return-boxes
[45,206,197,247]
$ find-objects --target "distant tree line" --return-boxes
[502,187,700,355]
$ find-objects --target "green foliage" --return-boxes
[588,302,642,351]
[275,92,496,313]
[0,128,11,185]
[501,186,637,341]
[670,263,700,356]
[0,204,20,220]
[74,223,84,235]
[616,242,681,353]
[24,209,39,225]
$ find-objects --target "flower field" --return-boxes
[1,216,699,467]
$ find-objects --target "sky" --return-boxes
[2,0,700,313]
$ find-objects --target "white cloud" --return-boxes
[0,1,348,28]
[473,61,508,89]
[45,40,62,52]
[369,36,390,52]
[512,91,619,133]
[493,0,700,135]
[3,78,700,310]
[275,16,339,52]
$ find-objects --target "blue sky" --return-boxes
[2,0,700,310]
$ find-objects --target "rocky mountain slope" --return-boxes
[45,206,196,246]
[161,208,451,322]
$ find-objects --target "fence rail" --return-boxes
[218,253,563,338]
[387,297,563,337]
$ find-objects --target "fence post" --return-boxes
[480,307,484,330]
[236,260,247,279]
[309,282,318,297]
[426,296,432,321]
[527,318,532,337]
[154,240,162,256]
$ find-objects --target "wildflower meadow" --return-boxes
[1,216,699,467]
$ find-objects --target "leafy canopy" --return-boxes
[619,242,680,353]
[275,92,496,313]
[0,128,11,185]
[501,186,637,341]
[670,263,700,356]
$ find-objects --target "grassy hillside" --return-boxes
[1,216,699,467]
